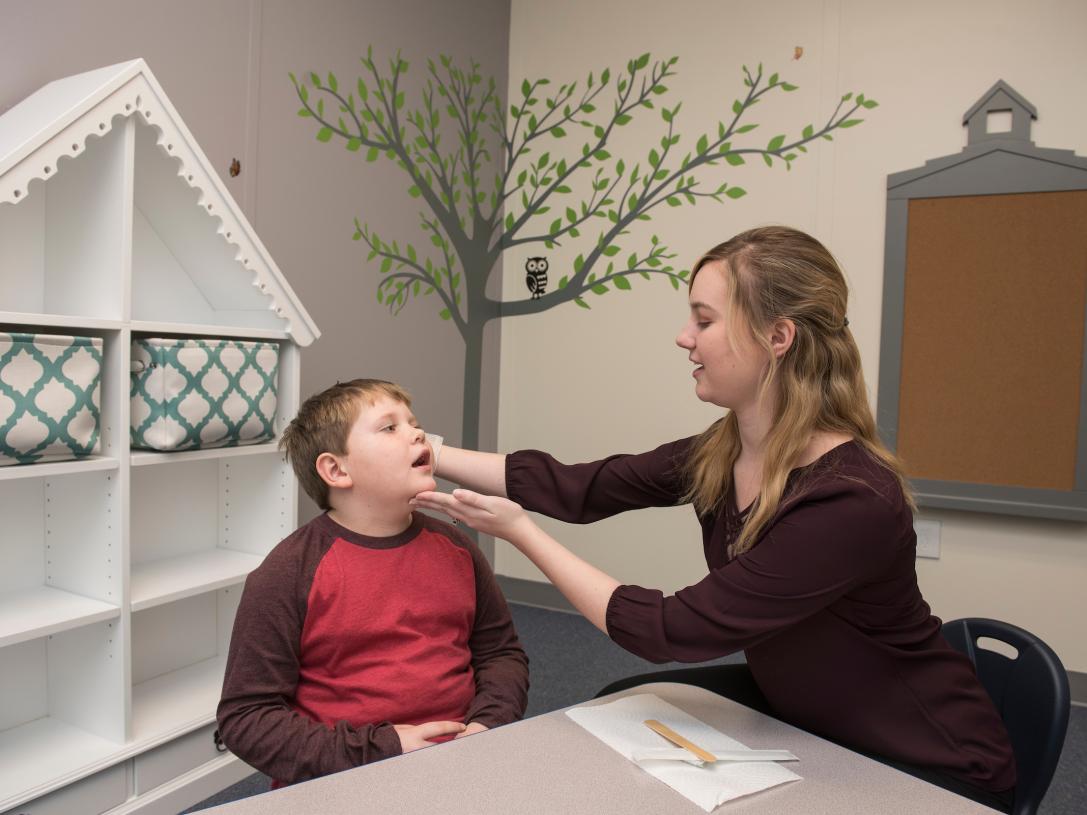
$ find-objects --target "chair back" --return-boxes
[942,618,1070,815]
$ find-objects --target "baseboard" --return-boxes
[497,574,576,613]
[1069,671,1087,707]
[498,575,1087,706]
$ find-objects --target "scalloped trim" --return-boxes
[0,74,298,334]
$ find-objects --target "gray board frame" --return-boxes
[878,86,1087,521]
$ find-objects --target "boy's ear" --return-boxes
[315,452,353,490]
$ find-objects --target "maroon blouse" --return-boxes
[506,438,1015,793]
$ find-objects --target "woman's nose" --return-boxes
[676,324,694,350]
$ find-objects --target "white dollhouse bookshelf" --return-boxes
[0,60,319,815]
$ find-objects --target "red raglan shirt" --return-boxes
[216,512,529,785]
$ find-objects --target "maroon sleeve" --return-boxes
[606,481,909,663]
[216,528,401,783]
[505,437,696,523]
[434,521,529,728]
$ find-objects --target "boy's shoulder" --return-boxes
[250,514,339,582]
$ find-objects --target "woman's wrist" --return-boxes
[507,515,544,552]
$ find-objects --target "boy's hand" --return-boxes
[412,489,534,541]
[394,721,465,752]
[454,722,489,739]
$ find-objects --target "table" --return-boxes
[198,682,999,814]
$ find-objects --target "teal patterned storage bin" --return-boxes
[130,338,279,451]
[0,332,103,466]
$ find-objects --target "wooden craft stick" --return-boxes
[643,719,717,763]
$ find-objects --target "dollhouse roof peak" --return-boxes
[0,59,319,346]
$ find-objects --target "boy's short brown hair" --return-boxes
[279,379,412,510]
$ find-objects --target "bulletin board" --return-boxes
[877,81,1087,520]
[897,191,1087,490]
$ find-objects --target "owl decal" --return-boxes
[525,257,549,299]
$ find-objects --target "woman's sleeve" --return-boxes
[505,436,697,523]
[606,482,908,663]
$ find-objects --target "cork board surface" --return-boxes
[898,190,1087,489]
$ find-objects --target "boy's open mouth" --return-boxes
[412,449,431,468]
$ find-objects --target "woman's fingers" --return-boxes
[451,488,487,507]
[415,489,495,520]
[412,490,456,511]
[412,489,532,540]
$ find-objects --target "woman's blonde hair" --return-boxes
[680,225,913,555]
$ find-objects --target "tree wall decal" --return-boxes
[291,50,876,450]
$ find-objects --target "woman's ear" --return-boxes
[315,452,352,490]
[769,318,796,359]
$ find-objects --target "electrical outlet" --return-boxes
[914,519,941,559]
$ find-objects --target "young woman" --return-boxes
[412,226,1015,811]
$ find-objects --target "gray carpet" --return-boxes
[185,603,1085,813]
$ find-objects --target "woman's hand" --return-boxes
[412,489,535,543]
[394,721,466,752]
[415,489,620,636]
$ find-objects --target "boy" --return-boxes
[216,379,529,786]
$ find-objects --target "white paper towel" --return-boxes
[566,693,801,812]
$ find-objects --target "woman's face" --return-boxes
[675,261,770,411]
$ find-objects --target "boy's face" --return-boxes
[337,393,436,505]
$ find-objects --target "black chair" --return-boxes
[942,618,1070,815]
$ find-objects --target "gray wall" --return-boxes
[1,0,510,525]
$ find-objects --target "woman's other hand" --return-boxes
[416,488,618,634]
[413,489,533,542]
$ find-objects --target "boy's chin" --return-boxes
[413,474,437,494]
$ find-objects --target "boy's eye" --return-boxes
[382,424,396,432]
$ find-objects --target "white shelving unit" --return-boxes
[0,60,318,815]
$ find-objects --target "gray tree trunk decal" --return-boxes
[292,51,876,450]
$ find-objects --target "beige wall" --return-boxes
[0,0,510,527]
[5,0,1084,670]
[498,0,1087,670]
